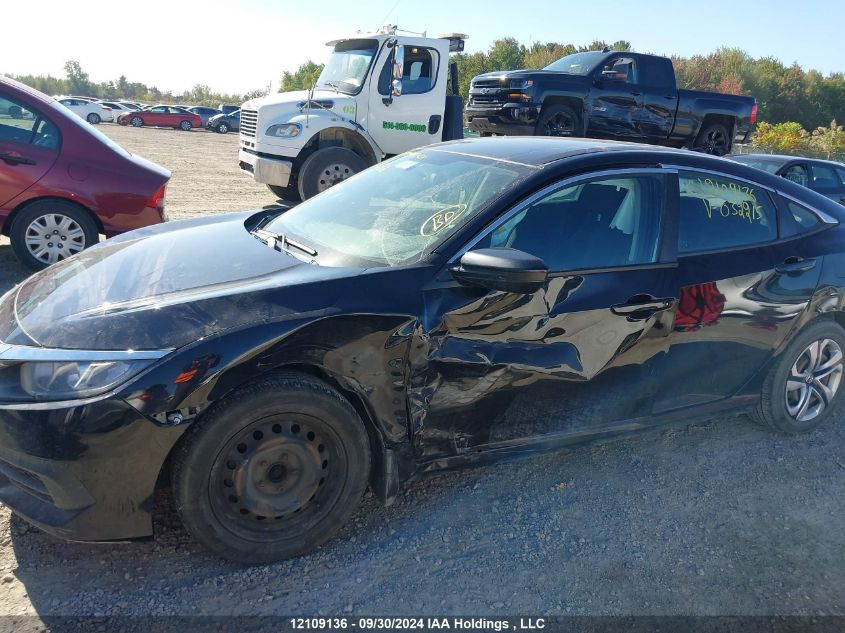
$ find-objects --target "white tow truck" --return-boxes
[238,27,467,202]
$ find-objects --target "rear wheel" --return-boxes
[297,147,367,201]
[692,122,731,156]
[131,116,143,127]
[179,120,192,131]
[172,373,371,564]
[535,104,580,137]
[753,320,845,434]
[86,113,101,125]
[10,200,99,270]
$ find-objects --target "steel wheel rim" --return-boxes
[131,117,142,127]
[544,112,575,137]
[208,413,345,542]
[697,128,728,154]
[785,338,843,422]
[25,213,86,265]
[317,163,354,192]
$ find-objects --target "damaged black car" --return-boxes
[1,137,844,563]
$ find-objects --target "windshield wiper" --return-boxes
[318,81,341,93]
[253,228,318,258]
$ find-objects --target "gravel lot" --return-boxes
[1,124,845,628]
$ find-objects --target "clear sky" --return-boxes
[4,0,844,95]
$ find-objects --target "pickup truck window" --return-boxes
[638,57,675,88]
[678,170,777,253]
[543,51,603,75]
[483,174,664,271]
[600,57,638,84]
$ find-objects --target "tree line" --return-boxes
[280,37,845,134]
[5,61,265,107]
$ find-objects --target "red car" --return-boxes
[0,76,170,269]
[117,105,202,131]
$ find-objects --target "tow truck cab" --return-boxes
[238,27,467,202]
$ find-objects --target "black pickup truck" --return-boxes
[465,50,757,156]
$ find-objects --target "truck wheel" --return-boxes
[535,104,580,137]
[171,373,371,564]
[692,122,730,156]
[297,147,367,200]
[10,200,99,270]
[267,184,301,203]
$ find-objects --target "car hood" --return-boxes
[0,212,360,351]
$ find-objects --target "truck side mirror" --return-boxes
[392,45,405,81]
[391,79,403,97]
[601,69,625,82]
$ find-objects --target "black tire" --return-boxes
[297,147,367,201]
[179,120,192,131]
[10,200,99,270]
[267,183,301,203]
[442,95,464,141]
[535,103,580,137]
[131,116,143,127]
[216,122,229,134]
[692,121,731,156]
[86,112,101,125]
[752,320,845,434]
[171,373,371,564]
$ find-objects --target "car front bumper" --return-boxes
[238,149,292,187]
[0,398,184,542]
[465,102,541,135]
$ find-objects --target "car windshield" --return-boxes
[316,39,379,94]
[262,148,534,267]
[544,51,604,74]
[730,155,787,174]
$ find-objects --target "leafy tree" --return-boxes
[280,61,324,92]
[64,60,92,95]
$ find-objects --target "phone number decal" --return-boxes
[383,121,427,133]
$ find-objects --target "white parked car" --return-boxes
[55,97,114,124]
[98,100,137,118]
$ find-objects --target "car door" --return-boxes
[415,170,677,460]
[634,56,677,142]
[148,106,168,125]
[808,161,845,204]
[586,55,644,140]
[651,168,819,413]
[368,41,446,155]
[0,92,61,209]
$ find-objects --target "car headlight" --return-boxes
[19,359,153,400]
[509,79,534,90]
[266,123,301,138]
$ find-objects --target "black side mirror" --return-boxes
[450,248,548,294]
[600,69,624,82]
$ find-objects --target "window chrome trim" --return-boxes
[0,343,172,362]
[448,166,676,265]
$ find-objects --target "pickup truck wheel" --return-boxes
[535,104,580,137]
[692,122,730,156]
[171,373,371,564]
[297,147,367,200]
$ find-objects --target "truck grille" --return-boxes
[240,109,258,138]
[473,78,505,89]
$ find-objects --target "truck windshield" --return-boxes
[261,148,534,267]
[317,39,379,95]
[544,51,604,75]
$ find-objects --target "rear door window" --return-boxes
[810,163,842,192]
[782,164,809,187]
[678,170,777,253]
[0,93,60,150]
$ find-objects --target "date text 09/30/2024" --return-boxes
[289,617,547,631]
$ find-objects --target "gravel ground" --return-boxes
[1,125,844,626]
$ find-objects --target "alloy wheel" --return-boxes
[785,338,843,422]
[24,213,86,265]
[544,112,576,136]
[696,128,728,155]
[131,116,143,127]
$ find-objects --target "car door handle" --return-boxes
[611,294,675,319]
[775,256,817,274]
[0,152,36,166]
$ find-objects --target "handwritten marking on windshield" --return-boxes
[420,204,469,236]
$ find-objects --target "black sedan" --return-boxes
[731,153,845,205]
[1,138,844,564]
[206,109,239,134]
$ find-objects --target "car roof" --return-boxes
[0,76,56,103]
[432,136,715,167]
[733,153,845,168]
